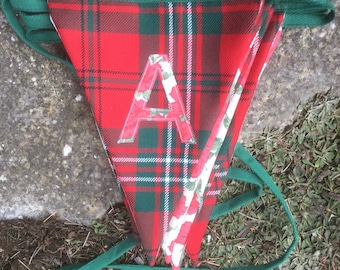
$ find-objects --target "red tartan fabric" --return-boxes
[48,0,283,267]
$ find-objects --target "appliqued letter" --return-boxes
[118,54,196,144]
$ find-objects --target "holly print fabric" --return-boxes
[48,1,284,268]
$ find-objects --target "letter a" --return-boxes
[118,54,196,144]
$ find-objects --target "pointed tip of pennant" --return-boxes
[171,264,181,270]
[165,255,172,264]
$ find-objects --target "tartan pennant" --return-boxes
[161,9,285,268]
[185,11,284,265]
[48,0,284,268]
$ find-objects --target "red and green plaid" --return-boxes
[185,10,284,264]
[49,0,284,267]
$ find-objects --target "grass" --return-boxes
[206,90,339,269]
[0,90,339,269]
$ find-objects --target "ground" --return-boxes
[0,92,339,270]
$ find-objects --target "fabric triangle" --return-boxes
[48,0,283,267]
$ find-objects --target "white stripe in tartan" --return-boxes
[164,1,175,237]
[206,190,220,196]
[111,157,199,164]
[119,176,184,183]
[214,171,229,178]
[184,1,193,185]
[168,2,174,65]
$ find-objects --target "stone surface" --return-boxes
[240,1,340,141]
[0,9,122,224]
[0,3,339,224]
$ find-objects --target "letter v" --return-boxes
[118,54,196,144]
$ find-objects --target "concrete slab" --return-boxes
[241,1,340,141]
[0,3,339,224]
[0,10,122,224]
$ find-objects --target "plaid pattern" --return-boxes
[186,11,284,264]
[49,0,284,267]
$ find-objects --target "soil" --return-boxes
[0,205,134,270]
